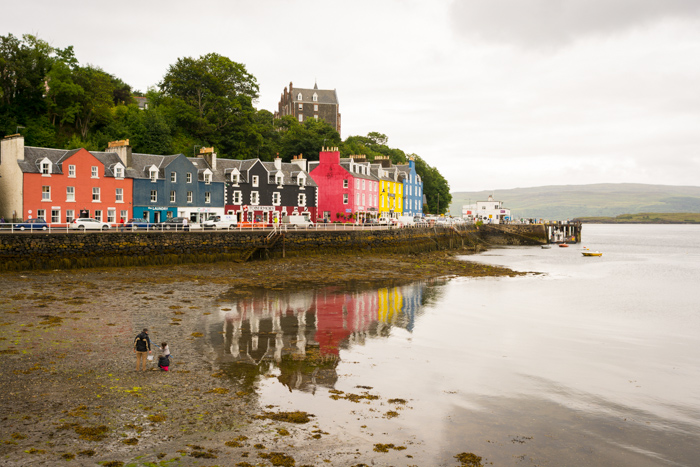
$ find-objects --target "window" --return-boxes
[314,115,318,121]
[170,191,176,203]
[298,193,306,206]
[94,210,102,221]
[204,172,211,184]
[362,194,365,205]
[37,209,45,221]
[115,188,123,202]
[107,209,116,223]
[298,114,303,122]
[187,191,193,203]
[362,179,365,189]
[298,175,305,187]
[171,172,176,183]
[324,211,331,219]
[313,93,318,102]
[205,192,211,204]
[42,186,51,201]
[51,209,60,223]
[343,179,349,189]
[41,161,51,175]
[250,191,259,205]
[91,166,98,178]
[187,173,192,183]
[356,179,360,189]
[232,173,240,184]
[150,168,158,182]
[297,93,302,100]
[298,103,303,110]
[275,173,283,185]
[151,190,157,202]
[92,187,100,202]
[120,210,128,221]
[343,194,348,204]
[356,193,360,204]
[68,165,76,177]
[233,191,242,204]
[66,210,75,223]
[114,166,124,178]
[314,104,318,111]
[252,175,259,187]
[272,192,281,205]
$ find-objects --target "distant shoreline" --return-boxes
[575,212,700,224]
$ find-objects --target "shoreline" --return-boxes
[0,252,524,466]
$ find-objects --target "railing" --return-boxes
[0,221,460,234]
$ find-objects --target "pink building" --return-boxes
[308,147,379,223]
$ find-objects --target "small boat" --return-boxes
[582,251,602,257]
[559,243,569,248]
[541,245,552,249]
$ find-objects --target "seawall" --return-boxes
[0,224,551,271]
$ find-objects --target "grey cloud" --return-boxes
[449,0,700,47]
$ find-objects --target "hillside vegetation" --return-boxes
[449,184,700,220]
[576,212,700,223]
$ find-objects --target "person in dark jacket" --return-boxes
[133,328,152,371]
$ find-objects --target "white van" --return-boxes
[203,214,237,229]
[397,215,415,227]
[282,214,314,228]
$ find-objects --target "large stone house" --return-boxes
[275,82,341,135]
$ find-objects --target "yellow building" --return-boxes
[373,156,403,218]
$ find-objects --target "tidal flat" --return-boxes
[0,252,521,467]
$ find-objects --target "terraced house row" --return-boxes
[0,135,423,225]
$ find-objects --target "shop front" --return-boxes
[133,206,177,223]
[178,207,225,224]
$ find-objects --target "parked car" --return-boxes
[15,218,48,231]
[363,218,379,225]
[202,214,237,230]
[281,215,314,228]
[124,218,154,230]
[377,217,390,226]
[69,218,111,230]
[159,217,201,231]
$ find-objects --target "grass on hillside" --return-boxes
[575,212,700,223]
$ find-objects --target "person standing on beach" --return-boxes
[133,328,152,371]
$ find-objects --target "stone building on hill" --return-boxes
[275,82,341,136]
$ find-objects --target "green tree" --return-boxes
[72,65,117,139]
[278,116,341,161]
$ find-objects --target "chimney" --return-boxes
[108,139,132,168]
[274,156,282,171]
[291,154,307,172]
[199,147,216,171]
[1,134,25,163]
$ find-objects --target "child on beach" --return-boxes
[157,342,171,371]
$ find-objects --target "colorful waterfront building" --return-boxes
[0,135,132,224]
[308,148,379,223]
[396,157,423,217]
[107,141,224,224]
[371,156,403,218]
[216,155,317,223]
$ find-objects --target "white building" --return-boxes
[462,195,511,224]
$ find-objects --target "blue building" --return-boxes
[397,158,423,217]
[107,141,225,223]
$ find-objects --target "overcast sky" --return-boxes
[4,0,700,192]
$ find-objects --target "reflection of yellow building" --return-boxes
[377,287,403,324]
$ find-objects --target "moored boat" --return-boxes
[559,243,569,248]
[582,251,602,257]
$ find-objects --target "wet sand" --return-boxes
[0,252,522,466]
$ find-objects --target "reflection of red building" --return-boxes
[314,290,353,357]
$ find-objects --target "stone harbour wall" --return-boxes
[0,224,549,271]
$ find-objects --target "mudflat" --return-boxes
[0,252,522,466]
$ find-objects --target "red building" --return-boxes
[0,135,132,224]
[308,148,379,223]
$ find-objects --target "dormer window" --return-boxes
[204,172,212,184]
[149,167,158,182]
[312,93,318,102]
[275,172,283,186]
[231,172,240,184]
[298,174,306,187]
[40,159,51,176]
[114,164,124,179]
[297,93,302,100]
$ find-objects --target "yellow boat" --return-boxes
[582,251,602,257]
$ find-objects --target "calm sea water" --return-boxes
[208,224,700,466]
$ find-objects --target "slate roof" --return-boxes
[188,157,225,183]
[291,87,339,105]
[215,158,261,183]
[260,161,318,187]
[20,146,126,178]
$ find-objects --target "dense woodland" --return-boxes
[0,34,451,214]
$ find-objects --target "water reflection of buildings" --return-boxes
[210,284,425,393]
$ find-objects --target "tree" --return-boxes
[278,116,341,161]
[159,53,259,155]
[72,66,117,139]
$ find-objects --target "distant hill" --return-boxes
[449,184,700,220]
